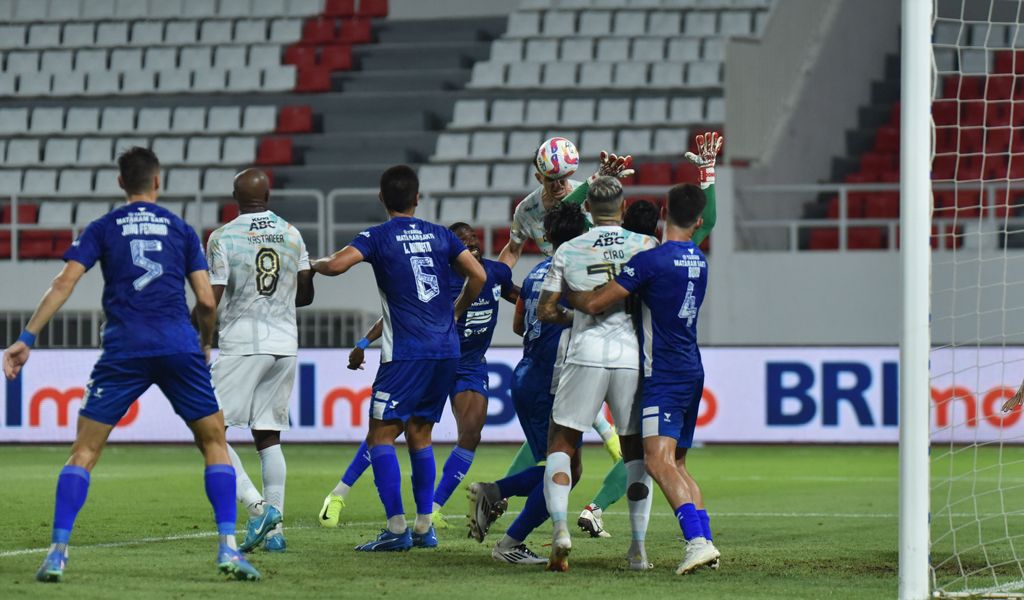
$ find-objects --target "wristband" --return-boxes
[18,330,37,348]
[356,337,370,350]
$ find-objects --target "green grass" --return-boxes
[0,444,905,599]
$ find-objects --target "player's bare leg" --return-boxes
[544,424,583,572]
[620,434,654,570]
[643,436,719,575]
[437,390,491,529]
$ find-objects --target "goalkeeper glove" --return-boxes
[587,151,636,185]
[683,131,724,187]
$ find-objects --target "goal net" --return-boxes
[929,0,1024,597]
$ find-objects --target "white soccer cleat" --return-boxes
[492,543,547,565]
[546,530,572,572]
[577,504,611,538]
[675,538,721,575]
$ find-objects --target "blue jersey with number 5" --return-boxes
[615,240,707,379]
[63,202,208,359]
[349,216,467,363]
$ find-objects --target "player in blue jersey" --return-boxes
[1,147,260,582]
[466,202,589,565]
[318,223,518,530]
[567,182,721,575]
[311,165,486,551]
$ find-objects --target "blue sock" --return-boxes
[51,465,90,545]
[506,481,549,542]
[204,465,237,537]
[674,503,704,541]
[342,440,372,487]
[409,446,435,515]
[432,446,474,508]
[698,509,713,541]
[496,465,544,498]
[370,445,403,518]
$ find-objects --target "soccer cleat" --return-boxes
[431,509,449,530]
[355,528,412,552]
[35,549,67,583]
[319,494,346,528]
[546,530,572,572]
[708,557,720,570]
[675,538,721,575]
[466,482,504,543]
[492,543,547,565]
[264,534,286,553]
[412,526,438,549]
[577,504,611,538]
[603,434,622,462]
[239,505,283,552]
[217,543,262,581]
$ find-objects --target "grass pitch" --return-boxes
[0,444,901,599]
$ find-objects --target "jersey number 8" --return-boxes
[255,248,281,296]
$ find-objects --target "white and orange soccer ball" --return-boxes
[534,137,580,180]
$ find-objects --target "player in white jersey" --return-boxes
[205,168,314,553]
[537,176,658,572]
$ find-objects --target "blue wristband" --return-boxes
[18,330,36,348]
[356,337,370,350]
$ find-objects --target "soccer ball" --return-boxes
[534,137,580,180]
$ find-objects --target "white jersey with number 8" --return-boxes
[206,210,309,356]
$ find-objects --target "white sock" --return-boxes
[625,459,653,544]
[543,451,572,532]
[431,501,442,513]
[414,514,432,534]
[226,443,264,516]
[387,514,407,534]
[259,444,286,518]
[331,481,351,498]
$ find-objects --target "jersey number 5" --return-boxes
[410,256,439,303]
[130,239,163,291]
[256,248,281,296]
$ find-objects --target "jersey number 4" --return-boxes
[130,239,163,291]
[256,248,281,296]
[678,281,697,326]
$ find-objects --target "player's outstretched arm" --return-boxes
[188,269,217,360]
[498,237,524,268]
[296,269,315,307]
[512,297,526,337]
[561,151,637,207]
[311,246,364,276]
[453,250,487,320]
[567,281,631,316]
[684,131,724,246]
[2,261,87,380]
[349,316,383,370]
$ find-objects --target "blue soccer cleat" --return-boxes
[264,534,286,553]
[238,505,283,553]
[35,549,67,583]
[412,526,438,549]
[355,528,412,552]
[217,543,262,581]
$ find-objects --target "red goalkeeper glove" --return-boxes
[683,131,724,186]
[587,151,635,185]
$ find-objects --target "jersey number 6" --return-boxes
[255,247,281,296]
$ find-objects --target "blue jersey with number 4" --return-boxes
[448,258,514,365]
[349,216,467,363]
[63,202,208,359]
[615,241,708,379]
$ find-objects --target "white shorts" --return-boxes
[213,354,297,431]
[551,363,640,435]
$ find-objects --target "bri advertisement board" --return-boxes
[0,347,1021,444]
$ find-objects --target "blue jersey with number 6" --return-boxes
[63,202,208,359]
[615,240,708,379]
[349,216,467,363]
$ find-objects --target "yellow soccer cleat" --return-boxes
[603,432,622,462]
[319,494,346,528]
[432,509,450,530]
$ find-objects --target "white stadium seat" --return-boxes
[651,62,684,87]
[598,99,632,124]
[94,168,123,195]
[121,69,156,94]
[261,65,295,91]
[214,46,248,69]
[49,0,81,20]
[222,137,256,163]
[18,72,51,96]
[649,11,683,35]
[634,97,668,124]
[235,20,268,43]
[249,45,281,68]
[165,169,202,195]
[579,130,615,156]
[615,11,648,36]
[180,47,212,70]
[579,12,612,36]
[476,196,512,225]
[100,107,136,134]
[85,71,121,96]
[22,169,58,195]
[578,62,613,87]
[454,165,488,190]
[207,107,243,133]
[79,138,114,166]
[27,24,60,48]
[59,171,95,195]
[157,69,192,93]
[0,170,21,194]
[542,63,577,87]
[41,50,74,74]
[524,100,559,127]
[508,131,543,156]
[153,138,186,164]
[38,201,73,225]
[439,198,475,223]
[0,73,14,95]
[687,61,722,86]
[490,100,525,126]
[491,164,527,189]
[186,138,221,165]
[110,49,143,72]
[200,21,233,45]
[270,19,303,43]
[544,12,576,37]
[242,106,277,133]
[30,108,65,135]
[228,67,264,92]
[685,11,717,35]
[220,0,252,17]
[160,200,185,215]
[561,98,596,126]
[633,38,666,61]
[720,11,753,35]
[75,49,108,72]
[597,39,630,61]
[202,168,235,193]
[172,107,206,133]
[470,132,505,159]
[434,133,470,159]
[74,201,112,225]
[97,22,130,46]
[491,40,522,62]
[252,0,288,17]
[43,139,78,166]
[452,100,487,127]
[132,22,165,46]
[525,40,558,62]
[65,107,101,135]
[618,129,652,154]
[418,165,452,190]
[469,63,504,88]
[62,24,95,48]
[613,61,649,88]
[506,63,541,88]
[116,0,149,19]
[670,97,704,122]
[706,97,725,122]
[507,13,540,37]
[183,0,218,18]
[53,71,86,96]
[668,38,702,61]
[193,68,226,93]
[653,128,689,154]
[287,0,322,16]
[6,51,39,75]
[561,38,594,61]
[0,108,29,135]
[165,22,198,45]
[82,0,116,19]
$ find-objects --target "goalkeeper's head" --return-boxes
[543,201,587,251]
[666,183,707,232]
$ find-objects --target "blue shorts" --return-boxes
[640,375,704,447]
[511,358,555,462]
[371,358,458,423]
[450,359,489,399]
[80,353,220,426]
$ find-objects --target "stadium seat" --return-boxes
[173,108,206,133]
[615,11,648,36]
[41,50,73,73]
[5,140,40,166]
[439,197,474,223]
[165,169,202,195]
[634,97,668,124]
[270,18,304,43]
[649,11,683,35]
[542,63,577,87]
[186,138,222,165]
[1,201,36,223]
[508,130,543,156]
[633,38,666,61]
[94,168,122,195]
[597,39,630,62]
[59,170,94,195]
[579,63,613,87]
[292,65,327,92]
[276,105,313,133]
[324,0,355,17]
[491,164,527,189]
[580,130,615,155]
[490,99,525,126]
[28,24,60,48]
[243,106,278,133]
[526,40,559,62]
[507,63,542,88]
[0,231,10,259]
[256,138,294,165]
[303,18,337,44]
[455,165,489,190]
[236,20,269,44]
[19,231,71,260]
[166,22,198,45]
[23,169,58,195]
[223,137,257,163]
[357,0,388,18]
[226,67,264,91]
[507,13,540,37]
[38,201,73,226]
[561,99,596,125]
[637,162,673,185]
[808,228,839,251]
[221,202,240,222]
[136,108,171,135]
[491,39,522,62]
[153,138,187,164]
[30,108,65,135]
[613,62,648,88]
[561,38,594,62]
[202,168,236,193]
[476,196,513,225]
[207,106,243,134]
[434,133,470,159]
[321,45,353,71]
[452,100,487,127]
[619,129,653,154]
[43,140,78,166]
[653,128,689,154]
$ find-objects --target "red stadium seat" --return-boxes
[960,101,985,126]
[935,126,958,154]
[953,189,982,219]
[985,127,1012,154]
[284,44,318,68]
[932,155,956,180]
[859,153,894,175]
[986,101,1012,127]
[1,203,39,224]
[490,227,510,254]
[994,50,1024,75]
[277,105,313,133]
[1013,100,1024,126]
[864,194,899,219]
[984,153,1009,180]
[828,194,866,218]
[0,231,9,258]
[324,0,355,17]
[357,0,389,18]
[957,156,983,180]
[522,238,541,255]
[932,190,955,220]
[808,228,839,250]
[1011,154,1024,179]
[220,203,240,222]
[673,161,699,184]
[18,230,71,260]
[848,227,886,250]
[320,45,353,71]
[339,18,372,43]
[302,18,337,44]
[636,162,673,186]
[295,66,331,92]
[874,125,899,153]
[256,138,294,166]
[888,102,900,126]
[987,75,1015,100]
[958,127,983,153]
[932,100,958,126]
